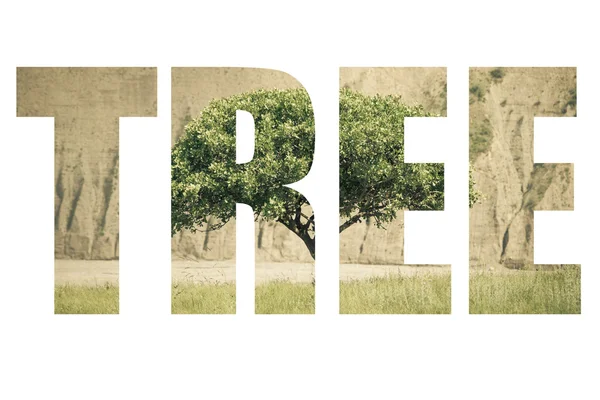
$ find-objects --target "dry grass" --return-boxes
[55,283,119,314]
[469,266,580,314]
[55,281,315,314]
[54,267,580,315]
[172,282,236,314]
[172,281,315,314]
[340,273,451,314]
[255,281,314,314]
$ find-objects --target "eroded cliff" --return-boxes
[469,67,575,268]
[23,67,572,266]
[17,67,156,260]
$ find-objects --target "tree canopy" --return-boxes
[171,87,480,259]
[171,89,316,256]
[339,87,444,232]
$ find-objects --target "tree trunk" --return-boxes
[299,233,315,260]
[278,218,315,260]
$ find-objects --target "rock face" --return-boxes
[21,67,571,267]
[18,67,449,263]
[17,67,157,260]
[469,67,576,269]
[172,215,315,263]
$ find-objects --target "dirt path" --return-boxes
[54,260,451,286]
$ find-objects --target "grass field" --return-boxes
[255,281,314,314]
[54,281,315,314]
[470,266,581,314]
[172,281,315,314]
[54,267,580,314]
[55,283,119,314]
[172,282,236,314]
[340,273,451,314]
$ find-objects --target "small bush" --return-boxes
[490,68,505,81]
[470,119,493,160]
[566,88,577,107]
[469,85,485,102]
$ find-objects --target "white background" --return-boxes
[1,1,598,399]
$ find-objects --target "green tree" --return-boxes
[340,88,444,232]
[171,89,316,257]
[171,88,480,260]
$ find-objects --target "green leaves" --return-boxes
[339,88,445,231]
[469,164,482,208]
[171,87,481,253]
[171,88,315,237]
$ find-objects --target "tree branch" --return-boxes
[294,205,302,231]
[339,213,363,233]
[302,214,314,231]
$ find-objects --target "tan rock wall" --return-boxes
[469,67,576,268]
[20,66,569,268]
[17,67,157,260]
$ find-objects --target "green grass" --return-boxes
[340,273,451,314]
[172,282,236,314]
[172,281,315,314]
[55,283,119,314]
[55,268,580,315]
[255,281,314,314]
[470,266,580,314]
[56,281,315,314]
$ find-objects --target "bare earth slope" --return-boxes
[37,67,448,263]
[34,67,570,268]
[469,67,576,269]
[17,68,157,260]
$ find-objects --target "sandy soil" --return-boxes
[54,260,451,286]
[55,260,119,286]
